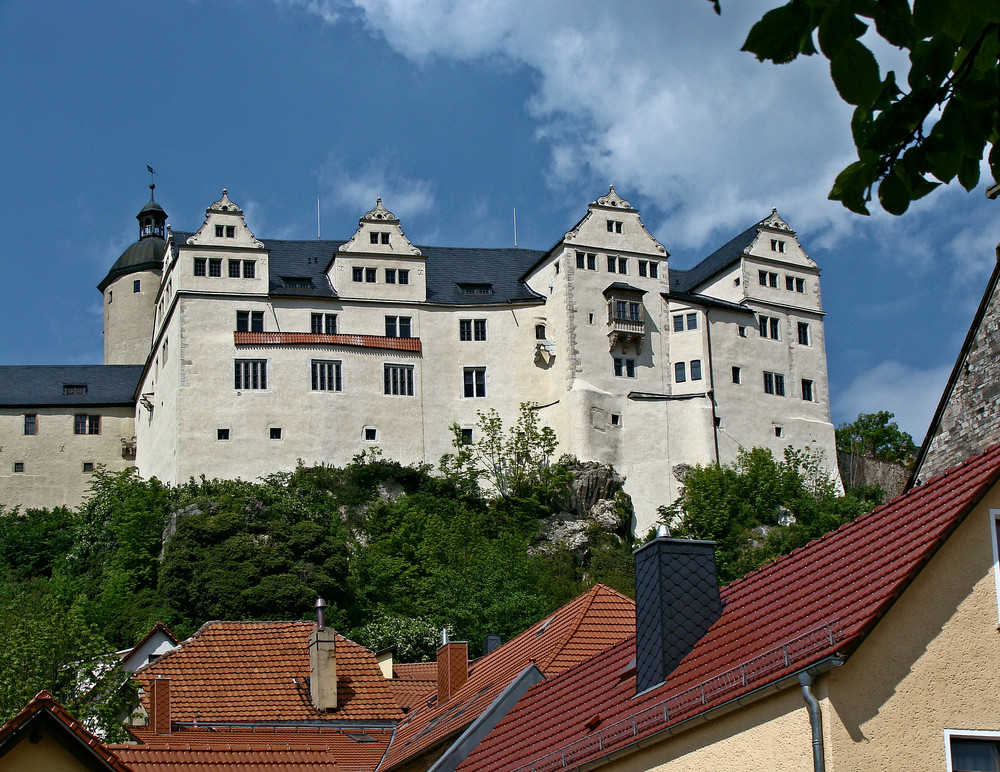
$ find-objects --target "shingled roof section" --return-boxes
[457,444,1000,772]
[114,725,393,772]
[388,663,438,713]
[0,365,144,408]
[134,621,404,724]
[673,221,760,294]
[0,690,134,772]
[380,584,635,771]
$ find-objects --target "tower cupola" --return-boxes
[137,184,167,240]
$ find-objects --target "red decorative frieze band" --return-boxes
[234,332,421,352]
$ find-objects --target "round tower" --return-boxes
[99,186,168,364]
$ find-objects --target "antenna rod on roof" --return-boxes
[317,197,321,240]
[513,207,517,247]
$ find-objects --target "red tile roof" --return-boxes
[113,725,392,772]
[235,331,422,352]
[387,663,437,712]
[0,690,134,772]
[457,444,1000,772]
[381,584,635,770]
[135,622,404,724]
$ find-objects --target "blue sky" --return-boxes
[1,0,997,442]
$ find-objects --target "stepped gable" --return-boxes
[115,725,392,772]
[0,690,133,772]
[135,621,404,723]
[458,444,1000,772]
[381,584,634,770]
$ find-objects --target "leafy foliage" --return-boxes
[728,0,1000,214]
[664,447,882,584]
[836,410,917,464]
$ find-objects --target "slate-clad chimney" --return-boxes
[633,526,723,693]
[150,676,171,735]
[437,629,468,703]
[309,598,338,711]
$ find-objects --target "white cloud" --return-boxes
[832,360,953,442]
[318,155,437,223]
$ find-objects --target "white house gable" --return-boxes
[186,189,265,249]
[562,186,668,260]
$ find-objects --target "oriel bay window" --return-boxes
[605,285,646,353]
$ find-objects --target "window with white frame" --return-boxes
[235,359,267,390]
[463,367,486,397]
[236,311,264,333]
[399,269,409,285]
[798,321,810,345]
[311,313,337,335]
[576,251,597,270]
[690,360,702,380]
[946,729,1000,772]
[384,364,414,396]
[386,316,411,338]
[763,371,785,396]
[759,315,780,339]
[311,360,342,392]
[675,362,686,382]
[385,268,396,283]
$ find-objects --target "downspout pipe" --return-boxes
[798,671,825,772]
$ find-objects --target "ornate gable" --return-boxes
[561,186,667,256]
[759,208,795,235]
[186,189,264,248]
[338,198,421,256]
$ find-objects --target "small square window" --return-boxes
[82,462,95,473]
[364,426,378,441]
[209,259,222,277]
[366,267,377,283]
[610,413,621,427]
[386,269,396,284]
[226,225,236,238]
[352,267,363,282]
[738,326,747,338]
[133,279,141,293]
[775,426,783,437]
[243,261,256,279]
[194,258,207,276]
[270,427,283,440]
[217,428,230,441]
[13,462,24,473]
[229,260,241,278]
[215,225,224,237]
[399,269,409,285]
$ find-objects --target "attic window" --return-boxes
[282,277,312,289]
[618,657,636,681]
[459,283,493,295]
[534,616,554,636]
[346,733,378,743]
[63,385,88,396]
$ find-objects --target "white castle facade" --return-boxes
[0,186,839,532]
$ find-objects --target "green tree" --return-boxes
[665,446,880,583]
[715,0,1000,214]
[836,410,917,464]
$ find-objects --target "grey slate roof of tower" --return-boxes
[0,365,144,407]
[672,222,760,293]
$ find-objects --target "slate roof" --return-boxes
[0,690,133,772]
[114,726,393,772]
[0,365,144,407]
[98,237,167,292]
[672,221,760,293]
[170,233,546,305]
[457,443,1000,772]
[134,621,404,724]
[380,584,635,771]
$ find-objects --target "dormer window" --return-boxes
[459,283,493,295]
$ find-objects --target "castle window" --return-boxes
[384,364,414,396]
[311,313,337,334]
[690,360,702,380]
[194,258,207,276]
[217,429,230,441]
[758,270,777,287]
[607,256,616,273]
[798,322,810,345]
[133,279,141,293]
[686,312,697,330]
[474,319,486,341]
[610,413,621,426]
[365,268,377,283]
[382,232,390,244]
[802,379,814,401]
[282,277,312,289]
[607,220,623,233]
[459,283,492,295]
[769,272,778,288]
[385,316,411,338]
[312,360,343,392]
[64,385,88,396]
[13,462,24,473]
[535,324,546,340]
[460,428,473,445]
[385,269,396,284]
[947,733,1000,772]
[364,426,379,442]
[638,260,658,278]
[786,275,794,291]
[614,357,636,378]
[353,267,363,282]
[243,261,256,278]
[209,259,222,277]
[226,225,236,238]
[618,257,628,275]
[24,414,36,435]
[638,261,647,277]
[234,359,267,390]
[74,415,101,435]
[675,362,686,382]
[108,290,112,304]
[738,326,747,337]
[648,262,658,278]
[229,260,241,278]
[763,371,785,396]
[774,426,783,437]
[82,462,95,473]
[215,225,224,237]
[270,427,282,440]
[236,311,264,333]
[673,315,684,332]
[732,366,741,384]
[399,269,409,285]
[796,277,805,292]
[759,315,780,340]
[370,232,379,244]
[771,239,785,253]
[463,367,486,398]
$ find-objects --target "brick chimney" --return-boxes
[436,630,468,703]
[309,599,337,711]
[150,676,171,735]
[633,526,723,693]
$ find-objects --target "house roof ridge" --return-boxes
[537,585,602,672]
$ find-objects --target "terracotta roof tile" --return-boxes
[381,585,634,770]
[457,444,1000,772]
[135,622,404,724]
[0,690,134,772]
[235,331,422,352]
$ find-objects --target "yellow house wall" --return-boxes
[0,729,97,772]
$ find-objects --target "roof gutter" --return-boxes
[798,671,825,772]
[576,656,843,772]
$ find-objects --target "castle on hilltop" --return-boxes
[0,185,839,531]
